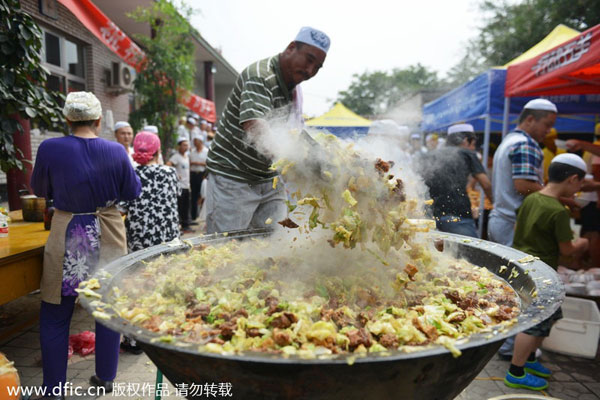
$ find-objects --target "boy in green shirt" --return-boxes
[505,153,589,391]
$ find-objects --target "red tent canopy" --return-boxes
[505,24,600,97]
[57,0,217,122]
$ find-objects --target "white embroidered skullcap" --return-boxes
[63,91,102,121]
[410,133,421,139]
[448,123,474,135]
[114,121,130,131]
[295,26,331,53]
[177,135,189,144]
[524,98,558,113]
[191,132,204,142]
[551,153,586,173]
[143,125,158,134]
[187,117,197,125]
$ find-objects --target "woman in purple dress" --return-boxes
[31,92,141,399]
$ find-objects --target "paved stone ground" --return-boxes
[1,293,598,400]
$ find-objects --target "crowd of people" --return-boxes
[27,22,600,397]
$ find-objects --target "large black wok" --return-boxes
[79,230,564,400]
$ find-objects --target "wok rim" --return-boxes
[79,229,564,365]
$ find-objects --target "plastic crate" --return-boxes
[542,296,600,359]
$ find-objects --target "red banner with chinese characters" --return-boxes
[56,0,217,122]
[505,24,600,97]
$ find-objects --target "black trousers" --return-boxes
[190,171,204,220]
[178,188,191,228]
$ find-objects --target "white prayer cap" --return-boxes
[177,136,188,144]
[199,119,207,125]
[187,117,197,125]
[295,26,331,54]
[524,98,558,113]
[114,121,130,131]
[447,123,474,135]
[551,153,586,173]
[63,91,102,121]
[192,132,204,142]
[410,133,421,140]
[143,125,158,134]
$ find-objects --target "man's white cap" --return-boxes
[187,117,197,125]
[63,91,102,121]
[191,132,204,142]
[410,133,421,140]
[447,123,474,135]
[551,153,586,173]
[143,125,158,134]
[524,98,558,113]
[177,136,188,144]
[295,26,330,54]
[114,121,130,131]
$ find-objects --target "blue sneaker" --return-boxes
[524,360,551,378]
[504,371,548,391]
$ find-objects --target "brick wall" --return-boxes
[0,0,132,185]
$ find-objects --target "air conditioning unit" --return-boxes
[110,62,135,90]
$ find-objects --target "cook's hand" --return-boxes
[566,139,583,151]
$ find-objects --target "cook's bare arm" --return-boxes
[473,173,493,203]
[513,179,543,196]
[559,237,589,257]
[566,139,600,156]
[242,120,270,140]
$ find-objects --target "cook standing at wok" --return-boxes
[205,27,330,234]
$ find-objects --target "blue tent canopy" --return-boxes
[422,69,599,134]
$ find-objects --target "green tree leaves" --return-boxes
[335,64,444,117]
[0,0,64,172]
[127,0,196,153]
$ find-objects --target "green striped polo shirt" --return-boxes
[207,55,293,182]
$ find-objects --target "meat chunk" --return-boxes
[246,328,262,338]
[495,306,515,321]
[219,320,237,340]
[142,315,162,332]
[444,290,461,305]
[232,309,249,319]
[412,317,438,341]
[185,304,211,320]
[278,218,299,229]
[264,296,281,316]
[404,263,418,281]
[273,328,291,346]
[269,312,298,329]
[347,328,372,351]
[379,333,399,349]
[374,158,392,174]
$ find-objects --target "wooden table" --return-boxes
[0,210,48,305]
